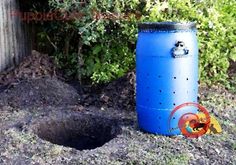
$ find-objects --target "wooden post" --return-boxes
[0,0,31,72]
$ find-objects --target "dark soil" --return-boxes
[79,71,136,111]
[0,50,56,86]
[0,78,79,108]
[33,112,122,150]
[229,61,236,76]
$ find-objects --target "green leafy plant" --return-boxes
[40,0,235,84]
[141,0,236,85]
[45,0,140,83]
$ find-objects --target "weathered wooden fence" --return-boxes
[0,0,31,72]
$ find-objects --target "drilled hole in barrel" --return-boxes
[33,114,121,151]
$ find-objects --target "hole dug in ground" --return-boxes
[34,114,122,150]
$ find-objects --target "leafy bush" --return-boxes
[141,0,236,85]
[44,0,235,84]
[46,0,140,83]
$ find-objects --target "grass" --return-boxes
[167,154,190,165]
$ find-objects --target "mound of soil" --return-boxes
[0,50,55,86]
[80,71,136,111]
[0,78,79,108]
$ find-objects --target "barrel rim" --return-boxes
[138,22,196,31]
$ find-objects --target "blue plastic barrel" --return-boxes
[136,22,198,135]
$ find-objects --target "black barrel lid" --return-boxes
[138,22,196,31]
